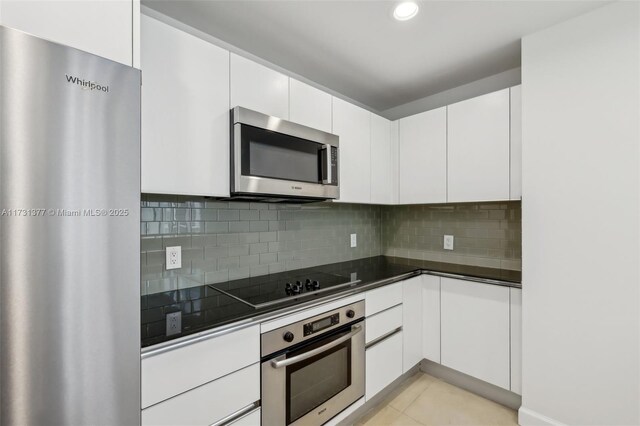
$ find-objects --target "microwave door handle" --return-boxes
[270,324,362,369]
[321,144,332,184]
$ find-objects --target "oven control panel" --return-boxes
[260,300,365,357]
[303,313,339,336]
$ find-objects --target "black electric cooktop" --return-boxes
[208,270,359,308]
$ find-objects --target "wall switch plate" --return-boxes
[444,235,454,250]
[166,246,181,270]
[166,311,182,336]
[350,233,357,248]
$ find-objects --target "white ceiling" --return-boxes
[143,0,609,112]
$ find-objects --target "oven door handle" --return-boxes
[270,324,363,369]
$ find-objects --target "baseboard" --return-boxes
[335,364,422,426]
[420,359,522,410]
[518,407,567,426]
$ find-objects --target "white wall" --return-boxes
[0,0,136,66]
[520,2,639,425]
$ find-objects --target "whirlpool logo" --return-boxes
[65,74,109,93]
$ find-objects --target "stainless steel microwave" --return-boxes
[230,107,339,202]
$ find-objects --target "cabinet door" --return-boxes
[510,85,522,200]
[402,277,422,372]
[230,53,289,119]
[440,278,510,389]
[289,79,331,132]
[371,114,398,204]
[422,275,441,363]
[398,107,447,204]
[0,0,134,66]
[332,98,371,203]
[365,331,403,400]
[510,287,522,394]
[141,15,230,196]
[447,89,510,202]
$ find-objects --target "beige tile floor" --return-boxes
[353,373,518,426]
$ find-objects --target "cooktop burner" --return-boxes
[208,270,360,309]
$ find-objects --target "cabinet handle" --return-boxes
[211,401,260,426]
[365,326,403,350]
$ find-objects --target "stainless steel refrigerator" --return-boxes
[0,26,141,425]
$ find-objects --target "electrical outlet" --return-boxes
[350,233,357,248]
[166,311,182,336]
[166,246,181,270]
[444,235,454,250]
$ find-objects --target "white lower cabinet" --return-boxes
[422,275,441,363]
[141,363,260,426]
[440,278,510,389]
[365,330,403,400]
[510,288,522,394]
[402,277,422,372]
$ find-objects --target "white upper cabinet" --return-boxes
[230,53,289,119]
[447,89,510,202]
[371,114,398,204]
[332,97,371,204]
[440,278,510,389]
[510,85,522,200]
[289,79,332,133]
[0,0,136,66]
[141,15,230,197]
[398,107,447,204]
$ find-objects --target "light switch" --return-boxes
[350,233,357,248]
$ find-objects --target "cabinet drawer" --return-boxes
[142,325,259,408]
[366,304,402,344]
[142,363,259,426]
[365,330,403,400]
[365,282,402,316]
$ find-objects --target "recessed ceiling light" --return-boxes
[393,2,419,21]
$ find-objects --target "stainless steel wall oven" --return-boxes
[261,301,365,425]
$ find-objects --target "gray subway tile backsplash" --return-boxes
[381,201,522,271]
[141,195,521,295]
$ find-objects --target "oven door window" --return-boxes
[286,333,352,424]
[240,124,322,183]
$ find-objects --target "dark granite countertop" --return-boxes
[141,256,521,349]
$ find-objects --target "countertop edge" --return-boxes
[141,268,521,356]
